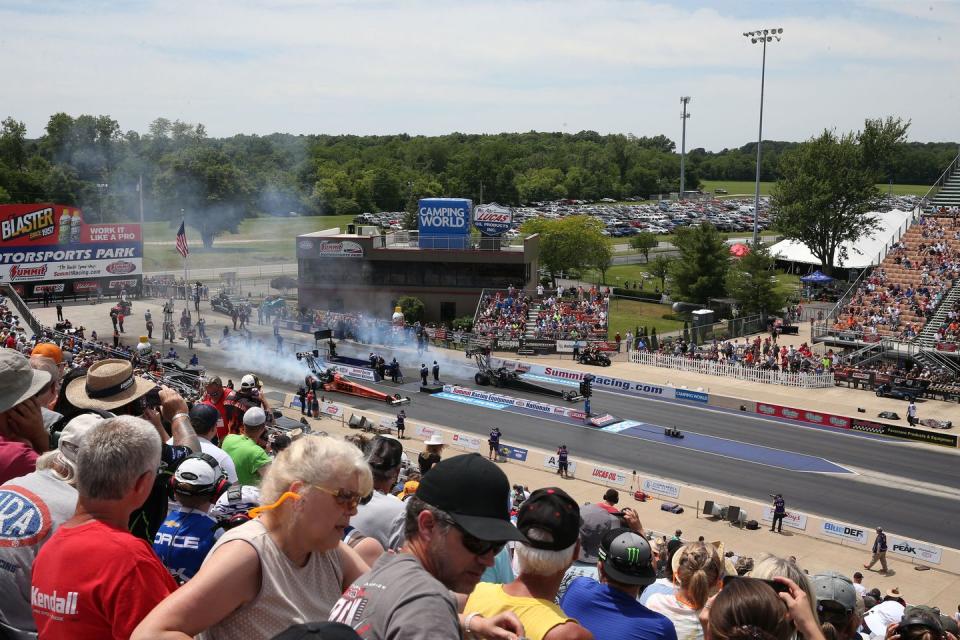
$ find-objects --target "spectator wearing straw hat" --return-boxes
[0,413,103,636]
[63,358,199,541]
[0,349,52,484]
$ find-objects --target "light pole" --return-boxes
[743,27,783,244]
[679,97,691,199]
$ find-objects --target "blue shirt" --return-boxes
[774,497,785,515]
[560,577,678,640]
[152,507,219,583]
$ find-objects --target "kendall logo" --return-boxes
[31,587,79,616]
[758,404,775,415]
[782,408,800,419]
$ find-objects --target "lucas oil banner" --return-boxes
[0,204,143,295]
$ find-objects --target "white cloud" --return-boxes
[0,0,956,149]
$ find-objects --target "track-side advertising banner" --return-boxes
[590,464,629,486]
[642,478,681,499]
[760,507,808,531]
[756,402,851,430]
[492,359,709,403]
[543,453,577,475]
[451,432,482,451]
[316,359,378,382]
[497,443,528,462]
[0,204,142,288]
[820,521,868,545]
[888,535,942,564]
[444,385,587,421]
[852,418,958,448]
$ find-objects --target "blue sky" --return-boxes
[0,0,957,150]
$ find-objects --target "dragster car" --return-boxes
[466,345,583,403]
[297,352,410,406]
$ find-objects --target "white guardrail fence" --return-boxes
[630,351,835,389]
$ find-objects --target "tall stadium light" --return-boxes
[743,27,783,244]
[680,97,691,199]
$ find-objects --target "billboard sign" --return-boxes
[473,203,513,236]
[417,198,471,249]
[888,536,942,564]
[820,521,868,545]
[316,240,363,258]
[0,205,143,292]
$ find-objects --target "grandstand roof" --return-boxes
[770,208,916,269]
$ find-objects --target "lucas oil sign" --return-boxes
[418,198,471,249]
[473,203,513,236]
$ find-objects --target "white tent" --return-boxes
[770,208,916,269]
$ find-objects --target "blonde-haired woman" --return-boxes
[133,436,373,640]
[645,542,725,640]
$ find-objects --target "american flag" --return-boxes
[175,221,189,258]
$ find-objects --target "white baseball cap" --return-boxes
[243,406,267,427]
[57,413,105,474]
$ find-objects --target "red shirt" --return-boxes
[202,394,229,441]
[32,519,176,639]
[0,436,38,484]
[597,502,620,515]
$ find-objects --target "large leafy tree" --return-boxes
[725,242,787,315]
[522,215,607,283]
[629,231,658,262]
[771,118,908,274]
[670,223,728,303]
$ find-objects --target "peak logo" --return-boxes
[9,264,47,280]
[1,207,55,242]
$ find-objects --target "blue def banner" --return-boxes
[418,198,471,249]
[498,444,528,462]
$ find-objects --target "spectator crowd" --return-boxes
[1,290,958,640]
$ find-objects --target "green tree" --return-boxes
[629,231,658,262]
[670,223,728,303]
[589,241,613,285]
[725,242,787,315]
[649,255,672,292]
[0,118,28,170]
[771,124,900,274]
[522,215,606,283]
[397,296,425,324]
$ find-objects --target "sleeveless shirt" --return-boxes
[198,519,343,640]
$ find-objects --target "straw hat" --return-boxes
[65,359,157,411]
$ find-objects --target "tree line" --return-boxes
[0,113,955,246]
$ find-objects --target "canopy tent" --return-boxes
[769,208,916,269]
[729,243,750,258]
[800,270,834,283]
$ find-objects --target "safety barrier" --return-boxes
[630,351,834,388]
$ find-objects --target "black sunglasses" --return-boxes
[437,515,506,557]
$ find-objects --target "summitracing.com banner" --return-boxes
[0,204,143,296]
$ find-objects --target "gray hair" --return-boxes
[35,451,75,485]
[260,434,372,505]
[515,527,578,576]
[76,416,161,500]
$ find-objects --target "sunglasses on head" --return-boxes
[437,515,505,556]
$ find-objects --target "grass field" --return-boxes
[142,215,354,271]
[700,179,929,198]
[607,298,685,337]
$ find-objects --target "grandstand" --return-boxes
[925,152,960,212]
[472,286,610,343]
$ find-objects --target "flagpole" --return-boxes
[181,209,188,310]
[138,175,144,225]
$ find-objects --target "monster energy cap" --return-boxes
[598,528,657,586]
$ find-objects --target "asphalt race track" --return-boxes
[227,340,959,547]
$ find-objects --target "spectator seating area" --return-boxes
[832,215,960,342]
[473,285,610,341]
[638,334,829,374]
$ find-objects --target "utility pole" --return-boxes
[680,97,691,199]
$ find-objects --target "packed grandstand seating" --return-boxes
[638,334,831,374]
[473,284,610,340]
[833,214,960,342]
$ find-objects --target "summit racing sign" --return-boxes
[443,385,586,421]
[499,360,709,403]
[316,240,363,258]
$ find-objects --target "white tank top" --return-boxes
[198,519,343,640]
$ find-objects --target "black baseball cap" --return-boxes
[599,528,657,586]
[517,487,581,551]
[367,435,403,470]
[272,622,361,640]
[416,453,526,543]
[189,403,220,431]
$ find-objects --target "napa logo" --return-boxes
[0,487,53,548]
